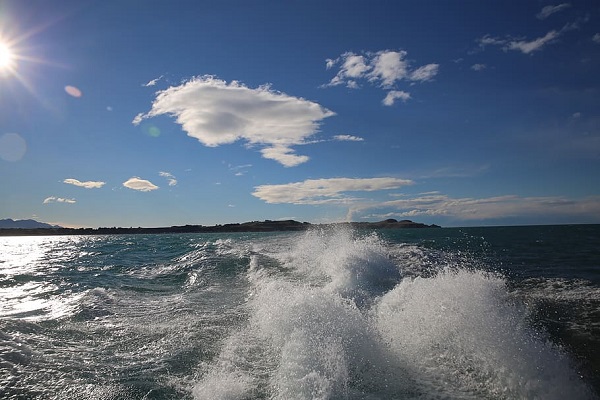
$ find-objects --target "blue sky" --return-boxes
[1,0,599,228]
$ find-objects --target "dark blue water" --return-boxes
[1,225,598,399]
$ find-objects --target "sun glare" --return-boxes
[0,41,15,70]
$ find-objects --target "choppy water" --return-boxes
[0,225,599,399]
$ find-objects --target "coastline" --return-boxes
[0,219,440,237]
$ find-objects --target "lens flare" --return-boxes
[0,133,27,162]
[64,85,82,98]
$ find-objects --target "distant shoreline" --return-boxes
[0,219,440,237]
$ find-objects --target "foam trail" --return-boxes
[193,228,595,399]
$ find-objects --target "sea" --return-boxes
[1,224,599,400]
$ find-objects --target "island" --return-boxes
[0,218,440,236]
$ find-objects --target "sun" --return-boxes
[0,41,15,70]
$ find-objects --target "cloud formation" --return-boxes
[251,174,600,223]
[134,76,335,167]
[252,177,414,204]
[382,90,411,106]
[356,194,600,222]
[333,134,364,142]
[593,33,600,44]
[122,177,159,192]
[63,178,106,189]
[43,196,76,204]
[536,3,571,20]
[159,171,177,186]
[471,63,486,71]
[324,50,438,105]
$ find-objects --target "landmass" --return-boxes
[0,218,440,236]
[0,218,62,229]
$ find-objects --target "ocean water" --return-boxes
[0,225,599,399]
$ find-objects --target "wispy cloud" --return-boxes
[477,31,560,54]
[229,163,252,176]
[471,63,486,71]
[477,35,507,48]
[323,50,438,105]
[43,196,76,204]
[506,30,560,54]
[593,33,600,44]
[419,164,490,179]
[159,171,177,186]
[536,3,571,20]
[252,177,414,204]
[63,178,105,189]
[143,75,163,87]
[409,64,439,82]
[477,13,586,55]
[134,76,335,167]
[122,177,159,192]
[333,134,364,142]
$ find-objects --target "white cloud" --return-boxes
[134,76,335,167]
[342,53,370,79]
[63,178,106,189]
[471,63,486,71]
[260,145,309,167]
[252,177,414,204]
[506,30,559,54]
[368,50,409,87]
[323,50,438,106]
[536,3,571,20]
[593,33,600,44]
[325,50,438,89]
[333,134,364,142]
[122,177,159,192]
[159,171,177,186]
[382,90,411,106]
[43,196,76,204]
[324,53,370,88]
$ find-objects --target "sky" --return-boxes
[1,0,599,228]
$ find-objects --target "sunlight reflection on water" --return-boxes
[0,236,85,321]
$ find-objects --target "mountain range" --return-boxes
[0,219,62,229]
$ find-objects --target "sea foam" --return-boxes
[193,228,594,399]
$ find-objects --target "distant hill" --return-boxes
[0,219,62,229]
